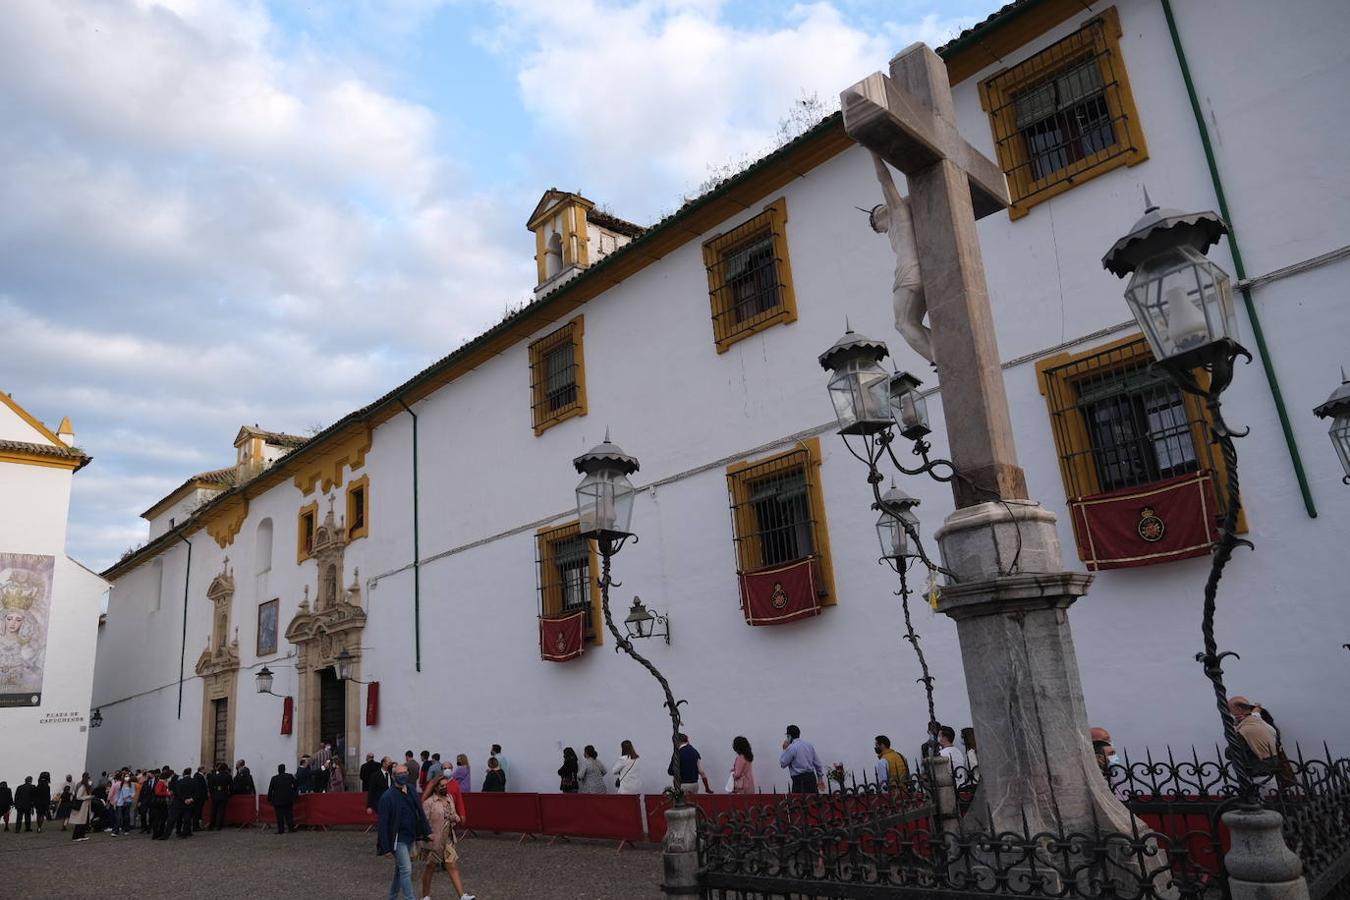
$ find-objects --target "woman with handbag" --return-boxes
[730,736,756,794]
[418,775,475,900]
[577,746,608,794]
[557,747,580,793]
[611,740,641,795]
[68,773,92,842]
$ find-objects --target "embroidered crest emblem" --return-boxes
[1137,506,1165,543]
[555,630,568,652]
[770,582,789,609]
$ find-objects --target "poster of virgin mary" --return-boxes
[0,553,54,707]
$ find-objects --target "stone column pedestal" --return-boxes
[935,501,1135,838]
[1223,808,1310,900]
[661,802,700,896]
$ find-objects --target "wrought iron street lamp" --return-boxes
[335,648,373,684]
[623,596,670,644]
[1313,370,1350,484]
[1104,198,1257,802]
[888,372,931,442]
[875,485,920,571]
[255,666,276,695]
[90,708,102,728]
[573,435,688,801]
[819,326,893,435]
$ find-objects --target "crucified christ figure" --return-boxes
[868,151,935,366]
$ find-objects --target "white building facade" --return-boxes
[91,0,1350,794]
[0,393,109,787]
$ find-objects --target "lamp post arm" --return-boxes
[597,538,688,804]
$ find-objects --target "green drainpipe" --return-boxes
[398,399,422,672]
[1162,0,1317,518]
[175,532,192,720]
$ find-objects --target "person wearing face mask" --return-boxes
[376,764,432,900]
[418,775,475,900]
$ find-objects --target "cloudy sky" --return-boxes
[1,0,997,571]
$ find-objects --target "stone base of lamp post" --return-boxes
[1223,808,1310,900]
[661,803,699,896]
[935,501,1172,896]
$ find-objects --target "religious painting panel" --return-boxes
[0,553,55,707]
[257,598,279,657]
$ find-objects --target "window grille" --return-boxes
[346,477,369,540]
[727,447,822,577]
[980,8,1146,217]
[528,317,587,434]
[297,502,318,562]
[1040,337,1225,510]
[536,522,599,642]
[702,198,798,352]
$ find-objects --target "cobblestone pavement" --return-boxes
[0,824,667,899]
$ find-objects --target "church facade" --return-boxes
[90,0,1349,792]
[0,393,108,786]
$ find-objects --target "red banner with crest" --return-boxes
[540,611,586,662]
[280,695,293,735]
[1069,471,1219,571]
[740,558,821,626]
[366,681,379,726]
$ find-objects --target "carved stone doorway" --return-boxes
[319,667,346,752]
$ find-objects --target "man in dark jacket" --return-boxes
[191,767,209,829]
[13,776,35,832]
[171,767,196,838]
[295,756,313,795]
[376,764,430,900]
[365,756,393,814]
[207,764,233,830]
[359,753,380,793]
[267,764,298,834]
[231,760,256,795]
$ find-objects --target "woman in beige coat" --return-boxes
[418,775,474,900]
[68,773,92,842]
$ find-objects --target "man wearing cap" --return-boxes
[1229,697,1279,767]
[779,725,825,794]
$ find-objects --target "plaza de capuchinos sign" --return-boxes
[0,553,56,707]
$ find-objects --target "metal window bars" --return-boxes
[983,15,1140,208]
[535,524,595,639]
[706,218,785,346]
[1042,338,1227,512]
[727,448,820,579]
[529,322,582,429]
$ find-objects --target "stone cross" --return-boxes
[842,43,1028,508]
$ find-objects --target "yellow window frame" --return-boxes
[535,521,604,646]
[979,6,1147,220]
[346,475,369,541]
[701,197,797,353]
[296,501,319,564]
[1035,332,1247,532]
[724,436,836,606]
[528,315,588,436]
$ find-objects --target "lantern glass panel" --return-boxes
[335,651,353,682]
[876,509,909,559]
[624,602,654,638]
[576,470,637,537]
[1123,246,1236,361]
[827,357,891,434]
[888,377,930,437]
[1331,414,1350,479]
[256,668,274,694]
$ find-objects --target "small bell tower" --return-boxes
[527,189,643,298]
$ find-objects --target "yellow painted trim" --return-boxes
[979,7,1147,220]
[0,391,66,446]
[205,493,249,549]
[0,449,82,470]
[702,197,799,353]
[535,521,603,647]
[529,315,588,436]
[292,424,372,496]
[1035,333,1247,538]
[724,436,836,606]
[346,474,370,541]
[296,501,319,564]
[535,227,548,287]
[575,205,590,268]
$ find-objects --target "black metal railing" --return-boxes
[696,748,1350,899]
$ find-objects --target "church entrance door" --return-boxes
[211,698,229,767]
[319,667,345,752]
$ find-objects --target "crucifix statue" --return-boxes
[842,44,1147,855]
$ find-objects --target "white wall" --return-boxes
[90,0,1350,793]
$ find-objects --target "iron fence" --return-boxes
[696,747,1350,899]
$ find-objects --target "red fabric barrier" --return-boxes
[1137,807,1230,875]
[206,794,257,826]
[299,791,374,827]
[463,792,542,835]
[258,796,277,826]
[539,794,645,843]
[645,793,771,843]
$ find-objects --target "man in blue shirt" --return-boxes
[377,764,432,900]
[779,724,825,794]
[667,733,712,793]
